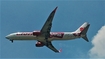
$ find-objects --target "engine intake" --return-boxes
[35,42,44,47]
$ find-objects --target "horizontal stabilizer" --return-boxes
[82,35,89,42]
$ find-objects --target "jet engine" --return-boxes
[35,41,44,47]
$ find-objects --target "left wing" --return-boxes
[40,7,58,37]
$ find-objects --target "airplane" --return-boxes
[6,7,90,53]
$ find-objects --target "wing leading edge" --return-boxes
[40,7,58,37]
[39,7,60,53]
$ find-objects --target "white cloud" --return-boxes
[89,25,105,58]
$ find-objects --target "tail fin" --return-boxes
[75,22,90,42]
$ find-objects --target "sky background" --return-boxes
[1,0,105,59]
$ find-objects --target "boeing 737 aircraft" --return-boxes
[6,7,90,53]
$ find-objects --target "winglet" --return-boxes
[53,7,58,12]
[59,49,62,53]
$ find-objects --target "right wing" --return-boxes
[46,41,60,53]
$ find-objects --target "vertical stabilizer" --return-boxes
[75,22,90,33]
[75,22,90,42]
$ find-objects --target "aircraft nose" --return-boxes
[5,33,15,39]
[5,35,11,39]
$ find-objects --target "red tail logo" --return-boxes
[80,27,84,31]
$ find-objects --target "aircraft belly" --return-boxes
[51,34,77,40]
[13,35,37,40]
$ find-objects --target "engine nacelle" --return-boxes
[35,42,44,47]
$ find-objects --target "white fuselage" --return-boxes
[6,31,82,42]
